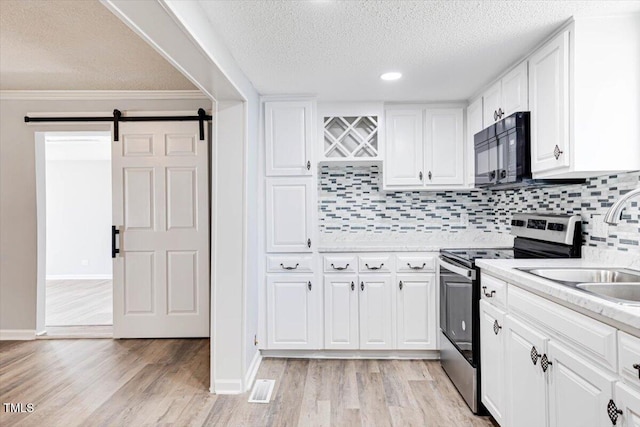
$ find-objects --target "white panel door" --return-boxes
[396,274,436,350]
[424,108,464,186]
[265,101,313,176]
[616,382,640,427]
[502,61,529,116]
[324,274,359,349]
[266,275,316,349]
[505,315,549,427]
[466,97,483,185]
[359,275,393,350]
[384,109,424,187]
[529,30,570,174]
[112,120,209,338]
[480,300,507,425]
[265,177,312,253]
[482,80,502,125]
[547,341,616,427]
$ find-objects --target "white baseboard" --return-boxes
[46,274,112,281]
[211,379,244,395]
[0,329,36,341]
[260,349,441,360]
[243,351,263,392]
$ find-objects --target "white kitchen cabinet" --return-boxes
[479,300,506,425]
[482,61,528,126]
[424,108,464,186]
[266,275,318,349]
[466,97,483,185]
[265,100,313,176]
[359,274,394,350]
[482,80,502,126]
[396,274,437,350]
[615,382,640,427]
[384,109,423,187]
[324,274,359,350]
[505,314,548,427]
[265,177,313,253]
[547,341,617,427]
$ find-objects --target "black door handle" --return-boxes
[111,226,120,258]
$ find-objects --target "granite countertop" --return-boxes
[318,232,515,252]
[475,257,640,336]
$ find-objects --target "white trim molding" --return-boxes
[0,90,207,101]
[243,351,263,392]
[261,350,441,360]
[0,330,37,341]
[211,379,244,395]
[46,275,113,281]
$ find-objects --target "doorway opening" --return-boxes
[37,131,113,337]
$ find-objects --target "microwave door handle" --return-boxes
[438,257,475,280]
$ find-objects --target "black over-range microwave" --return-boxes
[474,111,531,189]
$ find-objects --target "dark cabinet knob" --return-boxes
[494,110,498,121]
[307,160,311,170]
[308,281,312,291]
[428,171,432,180]
[553,145,563,160]
[399,281,403,290]
[351,281,354,291]
[419,171,423,181]
[307,238,311,248]
[360,281,364,291]
[633,363,640,379]
[607,400,623,425]
[493,320,502,335]
[531,346,541,365]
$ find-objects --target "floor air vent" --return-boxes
[248,379,275,403]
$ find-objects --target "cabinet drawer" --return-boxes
[480,274,507,308]
[266,255,314,273]
[323,255,357,273]
[619,332,640,389]
[508,285,617,372]
[359,255,392,273]
[396,254,435,273]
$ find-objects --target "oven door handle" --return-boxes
[438,256,476,280]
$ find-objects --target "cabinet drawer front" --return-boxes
[396,255,435,273]
[359,255,392,273]
[508,285,617,371]
[267,255,314,273]
[323,255,357,273]
[619,332,640,389]
[480,274,507,308]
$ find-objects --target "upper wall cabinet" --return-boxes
[265,100,313,176]
[466,97,483,185]
[529,16,640,178]
[483,61,528,126]
[384,106,465,190]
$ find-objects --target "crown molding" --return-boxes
[0,90,208,101]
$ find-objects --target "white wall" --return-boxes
[45,136,112,279]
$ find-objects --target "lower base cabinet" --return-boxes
[616,382,640,427]
[480,300,506,425]
[396,274,437,350]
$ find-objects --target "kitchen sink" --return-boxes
[576,283,640,304]
[519,268,640,284]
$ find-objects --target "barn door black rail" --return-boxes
[24,108,212,141]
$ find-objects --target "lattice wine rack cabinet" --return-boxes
[322,116,380,161]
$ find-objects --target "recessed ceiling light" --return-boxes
[380,72,402,81]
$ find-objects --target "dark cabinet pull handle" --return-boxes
[531,346,541,365]
[497,108,503,118]
[607,399,623,425]
[365,263,384,270]
[493,320,502,335]
[360,281,364,291]
[500,170,507,179]
[408,262,426,270]
[308,281,312,291]
[111,226,120,258]
[633,363,640,379]
[351,281,354,291]
[428,171,432,180]
[331,263,349,271]
[541,354,552,372]
[494,110,498,121]
[307,160,311,170]
[553,144,563,160]
[280,263,299,270]
[489,170,496,180]
[399,281,403,290]
[419,171,423,181]
[482,286,496,298]
[307,238,311,248]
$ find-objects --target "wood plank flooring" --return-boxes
[46,279,112,326]
[0,339,495,427]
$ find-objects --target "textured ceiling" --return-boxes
[0,0,196,90]
[199,0,640,102]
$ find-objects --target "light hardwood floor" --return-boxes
[46,279,112,326]
[0,339,495,427]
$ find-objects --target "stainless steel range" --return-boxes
[438,213,582,414]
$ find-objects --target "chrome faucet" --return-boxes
[603,187,640,225]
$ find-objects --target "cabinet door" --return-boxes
[359,275,393,350]
[324,274,359,350]
[384,109,424,187]
[505,315,549,427]
[529,30,570,174]
[265,177,312,253]
[424,108,464,186]
[502,61,529,117]
[616,382,640,427]
[547,341,616,427]
[266,275,317,349]
[480,300,507,425]
[396,274,437,350]
[265,101,313,176]
[482,80,502,125]
[466,97,483,185]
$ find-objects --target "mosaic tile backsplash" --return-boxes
[318,165,640,253]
